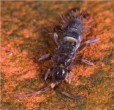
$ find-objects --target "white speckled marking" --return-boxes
[78,36,81,42]
[64,36,77,43]
[50,83,56,88]
[67,59,71,62]
[62,70,65,74]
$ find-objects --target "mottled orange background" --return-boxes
[1,1,114,110]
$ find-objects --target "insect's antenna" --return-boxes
[14,82,59,98]
[58,89,86,100]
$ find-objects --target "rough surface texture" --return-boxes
[1,1,114,110]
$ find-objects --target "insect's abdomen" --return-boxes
[63,17,84,42]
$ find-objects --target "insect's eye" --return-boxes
[53,67,67,76]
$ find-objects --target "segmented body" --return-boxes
[52,15,84,82]
[15,11,99,100]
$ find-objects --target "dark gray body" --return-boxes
[52,17,84,82]
[15,13,99,99]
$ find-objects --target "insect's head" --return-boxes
[53,66,67,82]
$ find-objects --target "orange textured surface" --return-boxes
[1,1,114,110]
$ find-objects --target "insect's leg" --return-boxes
[53,33,59,47]
[44,68,51,81]
[81,59,94,66]
[68,71,72,84]
[38,53,51,61]
[78,38,100,51]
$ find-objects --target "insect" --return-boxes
[15,10,99,100]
